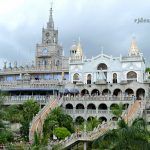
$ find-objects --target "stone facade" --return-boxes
[0,6,150,123]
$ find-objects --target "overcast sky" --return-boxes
[0,0,150,68]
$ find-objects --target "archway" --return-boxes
[87,103,96,110]
[112,117,118,121]
[75,116,85,125]
[123,103,129,110]
[81,89,89,96]
[102,89,111,96]
[76,104,85,109]
[127,71,137,80]
[136,88,145,100]
[125,88,134,96]
[87,116,95,122]
[97,63,107,70]
[91,89,100,96]
[98,103,107,110]
[110,103,119,110]
[65,103,73,109]
[87,74,92,84]
[73,73,80,84]
[113,89,122,96]
[99,116,107,122]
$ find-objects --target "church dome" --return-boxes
[70,43,77,51]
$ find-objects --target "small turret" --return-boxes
[70,38,83,62]
[128,37,140,56]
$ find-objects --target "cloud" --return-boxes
[0,0,150,68]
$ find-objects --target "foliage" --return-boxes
[146,67,150,73]
[20,99,40,141]
[30,132,48,150]
[53,127,71,140]
[52,144,63,150]
[111,103,123,119]
[80,117,100,131]
[43,107,74,139]
[92,118,150,150]
[5,105,23,123]
[0,94,14,144]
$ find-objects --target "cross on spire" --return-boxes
[47,1,54,29]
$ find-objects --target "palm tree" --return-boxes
[92,118,150,150]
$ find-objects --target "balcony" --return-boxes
[0,80,66,90]
[95,80,107,85]
[4,95,50,105]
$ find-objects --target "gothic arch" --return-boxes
[76,103,85,109]
[87,103,96,110]
[113,73,117,83]
[110,103,119,110]
[65,103,73,109]
[127,71,137,80]
[113,89,122,96]
[91,89,100,96]
[98,103,108,110]
[125,88,134,96]
[73,73,80,81]
[75,116,85,125]
[81,89,89,96]
[102,89,111,96]
[123,103,129,110]
[136,88,145,100]
[99,116,107,122]
[97,63,108,70]
[87,116,95,122]
[87,74,92,84]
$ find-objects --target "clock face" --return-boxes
[42,48,48,55]
[45,32,50,37]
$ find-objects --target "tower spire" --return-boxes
[47,2,54,29]
[128,37,140,56]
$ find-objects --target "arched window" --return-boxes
[87,74,92,84]
[136,88,145,100]
[73,73,80,81]
[97,63,107,70]
[127,71,137,79]
[113,73,117,83]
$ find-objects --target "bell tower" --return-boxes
[35,4,63,69]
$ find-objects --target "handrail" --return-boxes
[29,96,63,142]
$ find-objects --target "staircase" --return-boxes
[29,96,63,142]
[123,100,145,125]
[50,99,146,149]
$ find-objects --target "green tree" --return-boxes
[0,93,14,144]
[5,105,23,123]
[111,103,123,119]
[20,99,40,141]
[92,118,150,150]
[43,107,74,140]
[146,67,150,73]
[80,117,100,131]
[53,127,71,140]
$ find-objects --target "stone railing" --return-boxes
[49,99,145,149]
[65,109,112,115]
[0,66,69,74]
[50,121,116,149]
[4,95,50,105]
[0,80,65,89]
[29,96,63,142]
[63,96,133,101]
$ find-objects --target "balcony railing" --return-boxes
[63,96,133,101]
[65,109,112,114]
[0,80,66,89]
[4,95,51,105]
